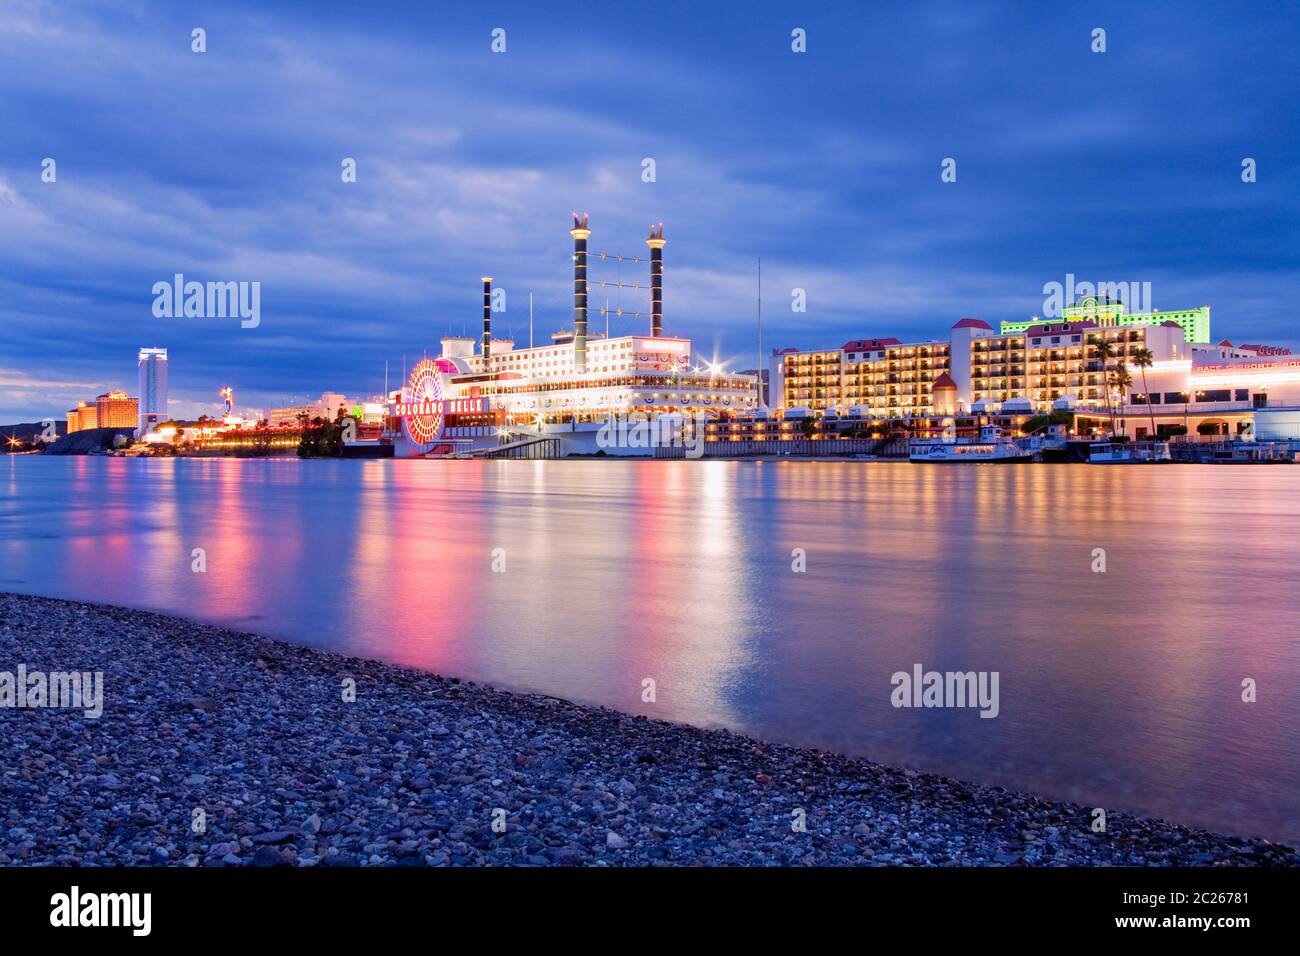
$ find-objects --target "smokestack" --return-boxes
[481,276,492,368]
[570,212,590,372]
[646,223,665,337]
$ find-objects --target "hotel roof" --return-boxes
[841,337,903,351]
[1023,320,1099,335]
[952,317,993,330]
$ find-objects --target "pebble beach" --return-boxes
[2,592,1296,867]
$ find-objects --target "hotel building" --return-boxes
[999,294,1211,344]
[137,347,168,436]
[95,390,139,428]
[770,295,1300,440]
[962,319,1186,409]
[268,392,352,425]
[66,391,139,433]
[772,338,952,418]
[66,401,98,433]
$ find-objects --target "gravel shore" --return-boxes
[2,592,1295,867]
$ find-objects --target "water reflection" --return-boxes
[2,454,1297,844]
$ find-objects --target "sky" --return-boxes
[1,0,1297,422]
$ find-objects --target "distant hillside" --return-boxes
[1,421,68,453]
[42,427,136,456]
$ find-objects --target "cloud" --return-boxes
[1,0,1298,422]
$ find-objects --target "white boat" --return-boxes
[1018,423,1070,454]
[909,425,1034,463]
[1087,441,1172,463]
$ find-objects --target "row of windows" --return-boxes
[1132,389,1259,405]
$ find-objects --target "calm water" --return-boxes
[3,455,1298,844]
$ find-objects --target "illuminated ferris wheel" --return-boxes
[402,359,446,445]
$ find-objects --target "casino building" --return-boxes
[391,216,756,457]
[769,295,1300,440]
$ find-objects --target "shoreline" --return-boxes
[10,448,1294,464]
[2,592,1296,867]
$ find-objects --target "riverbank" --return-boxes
[2,592,1295,867]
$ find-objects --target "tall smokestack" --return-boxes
[481,276,493,368]
[646,223,665,337]
[570,212,590,373]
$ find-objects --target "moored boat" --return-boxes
[1087,441,1172,464]
[909,425,1034,463]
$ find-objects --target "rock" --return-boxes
[2,593,1295,871]
[251,846,293,867]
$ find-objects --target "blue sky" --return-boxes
[1,0,1297,421]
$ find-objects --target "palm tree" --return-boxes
[1093,339,1116,436]
[1130,346,1158,441]
[1110,367,1133,436]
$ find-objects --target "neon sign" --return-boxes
[400,359,448,445]
[1194,360,1300,374]
[397,359,488,445]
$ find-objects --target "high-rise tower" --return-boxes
[481,276,493,368]
[137,347,168,436]
[646,223,665,338]
[570,213,590,373]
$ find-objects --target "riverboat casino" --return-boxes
[389,216,755,457]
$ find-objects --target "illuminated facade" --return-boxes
[95,390,139,429]
[432,332,754,424]
[392,216,755,457]
[773,338,952,417]
[770,302,1300,440]
[1000,294,1210,345]
[967,320,1186,408]
[773,298,1226,417]
[1122,346,1300,439]
[67,392,136,431]
[66,401,98,433]
[267,392,351,425]
[137,347,168,435]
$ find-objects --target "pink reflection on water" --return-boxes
[3,456,1298,845]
